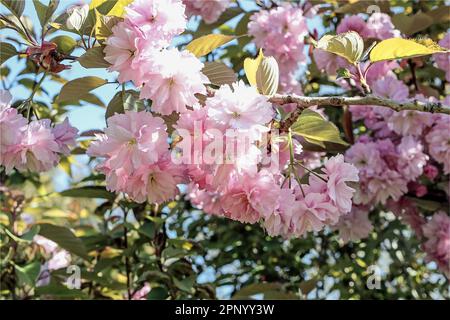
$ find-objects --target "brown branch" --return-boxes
[269,94,450,115]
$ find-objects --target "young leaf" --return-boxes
[57,76,107,103]
[0,42,17,65]
[202,61,237,86]
[256,56,279,96]
[38,223,89,260]
[369,38,449,63]
[186,34,235,57]
[66,3,89,31]
[291,109,348,147]
[244,48,264,87]
[77,46,111,68]
[315,31,364,65]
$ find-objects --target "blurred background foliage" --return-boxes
[1,0,449,300]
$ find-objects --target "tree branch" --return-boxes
[269,94,450,115]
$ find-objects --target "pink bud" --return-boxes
[423,164,438,180]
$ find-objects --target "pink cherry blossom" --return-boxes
[87,111,169,175]
[248,3,308,68]
[127,153,187,204]
[313,48,348,75]
[322,154,359,214]
[125,0,186,46]
[220,170,280,224]
[0,105,27,172]
[4,120,60,173]
[422,211,450,278]
[104,21,148,85]
[140,49,209,115]
[333,205,373,243]
[397,135,428,180]
[206,81,274,142]
[426,115,450,174]
[52,118,78,155]
[183,0,230,24]
[264,189,297,238]
[366,13,400,40]
[292,191,338,236]
[336,15,373,38]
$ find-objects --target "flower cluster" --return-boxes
[104,0,209,115]
[422,211,450,278]
[183,0,231,24]
[0,91,78,173]
[248,3,308,94]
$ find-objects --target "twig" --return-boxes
[269,94,450,115]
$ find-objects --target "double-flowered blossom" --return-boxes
[87,111,180,203]
[206,81,274,142]
[0,91,78,173]
[126,0,186,46]
[248,3,308,92]
[426,115,450,174]
[183,0,230,24]
[140,49,209,115]
[104,21,147,85]
[332,205,373,244]
[104,0,208,115]
[422,212,450,278]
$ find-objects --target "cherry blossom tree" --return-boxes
[0,0,449,300]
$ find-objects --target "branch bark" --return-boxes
[269,94,450,115]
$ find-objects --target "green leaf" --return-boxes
[50,35,77,54]
[38,223,89,260]
[57,76,107,103]
[60,186,115,200]
[256,56,279,96]
[369,38,449,63]
[138,221,155,239]
[15,261,41,287]
[77,46,110,68]
[315,31,364,65]
[186,34,235,57]
[147,287,168,300]
[392,12,434,36]
[35,280,88,298]
[202,61,237,86]
[173,276,195,293]
[1,0,25,19]
[33,0,59,28]
[0,42,17,65]
[105,90,145,119]
[291,109,348,147]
